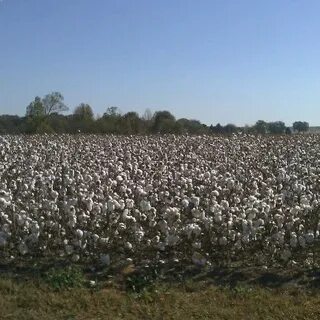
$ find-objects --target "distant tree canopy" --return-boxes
[42,92,68,115]
[267,121,286,135]
[254,120,268,134]
[74,103,94,121]
[0,93,310,135]
[293,121,309,133]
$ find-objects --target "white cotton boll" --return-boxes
[75,229,84,239]
[92,234,99,242]
[118,223,126,231]
[113,200,121,209]
[116,175,123,182]
[181,199,189,208]
[86,198,93,211]
[234,197,241,204]
[118,200,125,210]
[214,213,222,223]
[219,236,228,246]
[122,209,129,219]
[126,215,136,223]
[212,190,219,197]
[125,242,133,250]
[227,220,233,229]
[50,190,59,200]
[221,200,229,209]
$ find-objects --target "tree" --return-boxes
[293,121,309,133]
[121,112,142,134]
[151,110,176,133]
[103,106,121,118]
[210,123,223,134]
[224,123,238,134]
[285,127,292,135]
[42,92,68,115]
[142,108,153,122]
[74,103,94,121]
[254,120,268,134]
[26,96,45,117]
[267,121,286,134]
[177,118,208,134]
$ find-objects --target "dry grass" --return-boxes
[0,277,320,320]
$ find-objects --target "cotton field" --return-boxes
[1,134,320,270]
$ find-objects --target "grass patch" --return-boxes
[1,276,320,320]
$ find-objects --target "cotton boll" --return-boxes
[118,223,126,231]
[221,200,229,209]
[214,213,222,223]
[125,242,133,250]
[219,236,228,246]
[181,199,189,208]
[75,229,84,239]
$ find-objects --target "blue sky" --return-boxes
[1,0,320,126]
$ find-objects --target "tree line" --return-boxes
[0,92,310,135]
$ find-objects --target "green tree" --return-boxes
[42,92,68,115]
[254,120,268,134]
[26,96,45,117]
[151,110,176,133]
[267,121,286,134]
[293,121,309,133]
[74,103,94,121]
[122,112,142,134]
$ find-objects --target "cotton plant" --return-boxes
[0,134,320,268]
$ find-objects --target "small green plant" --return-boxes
[125,267,159,293]
[231,284,253,295]
[44,265,85,290]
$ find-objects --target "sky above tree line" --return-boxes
[1,0,320,126]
